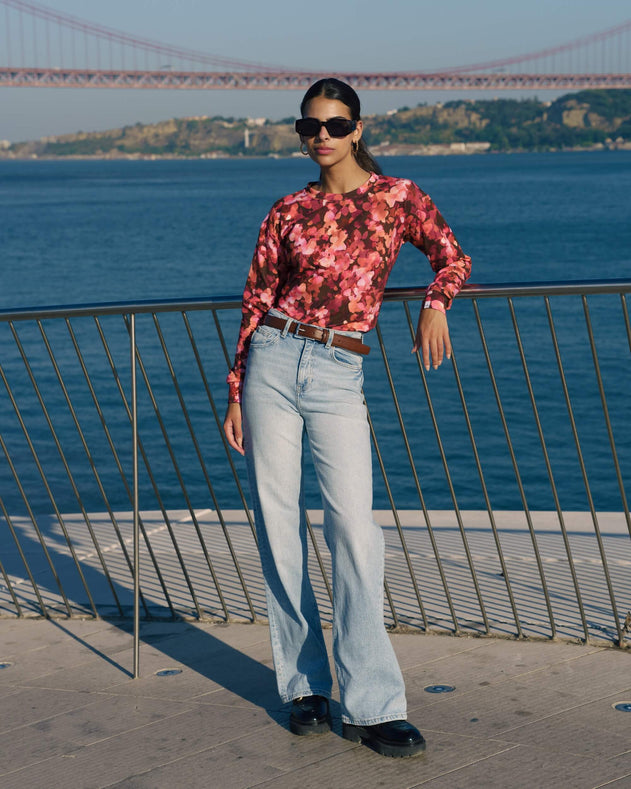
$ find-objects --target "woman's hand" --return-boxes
[412,307,451,371]
[224,402,245,455]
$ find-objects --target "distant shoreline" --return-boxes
[2,142,630,162]
[3,89,630,160]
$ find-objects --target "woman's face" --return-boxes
[301,96,363,169]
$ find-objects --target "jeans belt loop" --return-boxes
[324,328,334,349]
[281,317,292,338]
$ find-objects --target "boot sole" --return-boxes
[289,715,332,736]
[342,723,426,757]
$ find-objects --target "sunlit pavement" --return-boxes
[0,618,630,788]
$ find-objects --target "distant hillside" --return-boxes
[365,90,631,153]
[3,89,631,159]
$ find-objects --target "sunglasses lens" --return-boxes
[295,118,357,137]
[295,118,320,136]
[327,119,355,137]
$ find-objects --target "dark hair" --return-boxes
[300,77,382,175]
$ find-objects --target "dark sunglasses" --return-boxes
[295,117,357,138]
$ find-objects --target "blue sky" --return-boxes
[1,0,629,141]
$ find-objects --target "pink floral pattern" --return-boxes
[228,172,471,402]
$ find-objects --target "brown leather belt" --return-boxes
[263,315,370,356]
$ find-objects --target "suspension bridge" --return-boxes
[0,0,630,91]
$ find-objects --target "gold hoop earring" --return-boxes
[352,140,359,154]
[300,142,309,156]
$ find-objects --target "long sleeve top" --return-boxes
[227,172,471,403]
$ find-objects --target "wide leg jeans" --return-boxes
[242,311,407,725]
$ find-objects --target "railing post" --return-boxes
[130,313,140,678]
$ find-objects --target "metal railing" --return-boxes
[1,280,630,662]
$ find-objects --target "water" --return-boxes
[3,152,630,308]
[1,153,631,514]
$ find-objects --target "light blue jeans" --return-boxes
[242,309,407,725]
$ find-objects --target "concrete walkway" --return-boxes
[0,618,630,788]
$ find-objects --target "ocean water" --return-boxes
[1,153,630,514]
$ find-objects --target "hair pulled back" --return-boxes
[300,77,382,175]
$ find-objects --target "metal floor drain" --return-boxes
[424,684,455,694]
[613,702,631,712]
[155,668,183,677]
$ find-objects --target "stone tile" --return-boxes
[0,625,132,684]
[5,620,272,695]
[404,639,609,703]
[408,678,592,739]
[58,618,137,653]
[408,744,631,788]
[0,619,74,654]
[190,621,275,651]
[592,768,631,788]
[0,687,99,735]
[104,641,278,707]
[1,703,274,789]
[496,693,631,759]
[1,619,630,788]
[0,683,21,700]
[102,663,264,703]
[389,632,490,671]
[190,684,283,713]
[105,722,356,789]
[249,729,517,789]
[403,641,631,741]
[0,695,185,773]
[147,628,276,678]
[509,647,631,701]
[16,651,134,691]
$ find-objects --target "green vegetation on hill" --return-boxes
[364,90,631,151]
[4,89,631,158]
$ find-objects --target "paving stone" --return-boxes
[248,729,517,789]
[0,687,100,735]
[1,618,630,788]
[189,621,276,651]
[0,704,274,789]
[495,692,631,759]
[387,631,490,671]
[407,678,597,739]
[404,636,604,687]
[0,629,132,684]
[105,640,278,705]
[139,622,276,675]
[0,619,68,653]
[403,639,612,708]
[103,662,272,704]
[104,722,357,789]
[0,683,21,700]
[0,695,184,773]
[15,651,134,691]
[408,743,631,788]
[507,646,631,702]
[59,619,137,653]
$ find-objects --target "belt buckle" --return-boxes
[294,321,329,344]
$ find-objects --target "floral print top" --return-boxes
[227,172,471,402]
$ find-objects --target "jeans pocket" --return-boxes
[250,325,280,347]
[328,345,363,369]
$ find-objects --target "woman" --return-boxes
[224,77,471,758]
